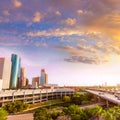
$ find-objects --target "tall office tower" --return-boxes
[10,54,21,89]
[40,69,45,85]
[19,67,26,88]
[26,78,29,86]
[32,77,40,88]
[0,58,11,90]
[45,74,48,85]
[17,58,21,88]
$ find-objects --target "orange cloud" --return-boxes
[12,0,22,8]
[65,18,76,26]
[27,28,84,37]
[32,12,42,22]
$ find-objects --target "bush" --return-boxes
[3,101,29,113]
[34,108,52,120]
[63,96,71,102]
[0,108,8,120]
[81,100,90,105]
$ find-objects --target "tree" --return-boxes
[0,108,8,120]
[3,101,29,113]
[34,108,53,120]
[102,106,120,120]
[102,110,116,120]
[90,105,103,120]
[71,92,93,105]
[63,105,87,120]
[63,96,71,102]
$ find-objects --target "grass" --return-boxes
[22,99,64,113]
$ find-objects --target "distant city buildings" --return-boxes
[32,69,49,88]
[0,54,49,90]
[32,77,40,88]
[0,58,11,90]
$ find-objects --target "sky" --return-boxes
[0,0,120,86]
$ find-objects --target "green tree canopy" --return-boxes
[63,96,71,102]
[3,101,29,113]
[0,108,8,120]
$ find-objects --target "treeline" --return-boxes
[0,101,29,120]
[34,105,120,120]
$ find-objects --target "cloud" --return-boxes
[12,0,22,8]
[0,43,20,46]
[54,42,111,64]
[2,10,10,16]
[27,28,84,37]
[77,9,84,15]
[55,11,61,16]
[64,18,76,26]
[32,12,42,22]
[64,55,109,64]
[77,44,97,54]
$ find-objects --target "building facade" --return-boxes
[10,54,21,89]
[32,77,40,88]
[19,67,26,88]
[45,74,48,85]
[0,58,11,89]
[40,69,45,85]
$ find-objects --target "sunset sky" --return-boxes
[0,0,120,86]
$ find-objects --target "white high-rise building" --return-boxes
[0,58,11,90]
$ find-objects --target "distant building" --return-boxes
[0,58,11,90]
[19,67,26,88]
[26,78,29,86]
[43,84,58,89]
[32,77,40,88]
[10,54,21,89]
[40,69,46,85]
[0,80,2,90]
[45,74,48,85]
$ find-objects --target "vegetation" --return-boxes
[62,96,71,103]
[101,106,120,120]
[0,108,8,120]
[34,108,62,120]
[71,92,94,105]
[34,104,120,120]
[3,101,29,113]
[63,104,87,120]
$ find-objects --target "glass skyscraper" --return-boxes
[40,69,45,85]
[10,54,21,89]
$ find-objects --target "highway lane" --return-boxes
[86,89,120,105]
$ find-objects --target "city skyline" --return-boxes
[0,0,120,86]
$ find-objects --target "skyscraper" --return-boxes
[32,77,40,88]
[0,58,11,89]
[40,69,48,86]
[45,74,48,85]
[19,67,26,88]
[10,54,21,89]
[40,69,45,85]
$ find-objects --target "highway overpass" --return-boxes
[86,89,120,106]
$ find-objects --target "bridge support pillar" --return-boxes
[12,92,14,102]
[40,90,42,102]
[32,91,34,104]
[106,100,109,108]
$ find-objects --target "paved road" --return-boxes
[7,113,33,120]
